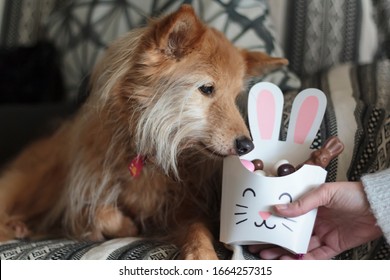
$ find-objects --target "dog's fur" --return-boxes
[0,5,287,259]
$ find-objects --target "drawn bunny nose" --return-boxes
[258,211,271,220]
[235,136,254,156]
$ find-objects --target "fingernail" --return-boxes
[274,204,288,210]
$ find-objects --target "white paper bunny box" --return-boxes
[220,82,328,254]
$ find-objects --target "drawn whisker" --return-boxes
[284,217,297,223]
[234,212,247,215]
[236,218,248,225]
[236,204,248,209]
[282,223,293,232]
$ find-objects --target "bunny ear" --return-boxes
[286,88,327,146]
[248,82,284,143]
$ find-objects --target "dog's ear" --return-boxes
[241,50,289,78]
[152,4,206,59]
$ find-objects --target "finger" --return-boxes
[279,254,302,260]
[273,183,334,217]
[259,247,291,260]
[307,235,322,251]
[278,236,323,260]
[304,245,338,260]
[247,244,274,254]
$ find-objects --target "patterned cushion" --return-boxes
[300,60,390,182]
[300,59,390,260]
[43,0,301,101]
[0,238,258,260]
[372,0,390,59]
[272,0,379,77]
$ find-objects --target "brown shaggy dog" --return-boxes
[0,5,287,259]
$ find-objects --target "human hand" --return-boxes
[248,181,383,259]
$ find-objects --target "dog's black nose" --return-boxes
[235,136,254,156]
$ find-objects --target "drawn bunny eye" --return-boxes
[242,188,256,197]
[278,192,292,203]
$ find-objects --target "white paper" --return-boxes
[220,82,328,254]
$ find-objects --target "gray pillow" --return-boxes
[44,0,301,101]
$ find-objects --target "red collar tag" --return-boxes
[128,155,145,178]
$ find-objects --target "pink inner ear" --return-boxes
[257,90,275,140]
[294,96,319,144]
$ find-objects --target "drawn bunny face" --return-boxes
[235,187,297,232]
[220,82,328,254]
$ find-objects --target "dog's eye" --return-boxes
[198,85,215,96]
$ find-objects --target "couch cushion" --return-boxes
[372,0,390,59]
[43,0,301,101]
[269,0,379,76]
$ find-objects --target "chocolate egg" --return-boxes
[272,159,289,175]
[277,163,296,177]
[251,159,264,170]
[254,169,267,176]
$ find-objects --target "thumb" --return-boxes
[273,183,333,217]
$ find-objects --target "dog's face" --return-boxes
[94,5,287,176]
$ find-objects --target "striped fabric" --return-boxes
[282,0,378,77]
[300,60,390,182]
[295,60,390,260]
[0,238,258,260]
[373,0,390,59]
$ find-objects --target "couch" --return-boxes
[0,0,389,260]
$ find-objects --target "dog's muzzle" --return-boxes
[235,136,254,156]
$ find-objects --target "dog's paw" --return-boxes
[179,222,219,260]
[94,205,139,238]
[85,230,105,242]
[6,219,31,239]
[109,215,139,237]
[181,246,219,260]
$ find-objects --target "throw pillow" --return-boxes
[43,0,301,101]
[271,0,379,76]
